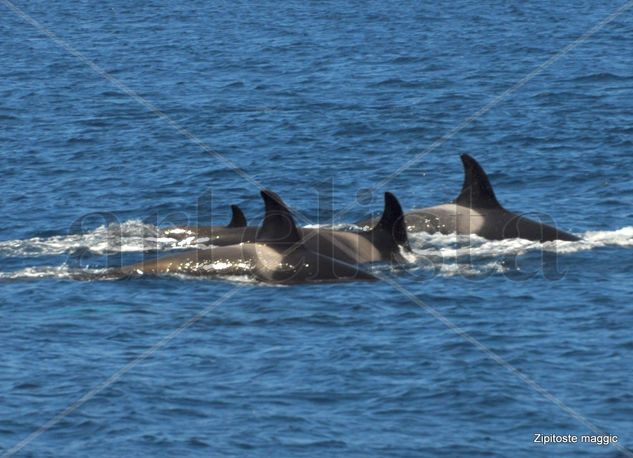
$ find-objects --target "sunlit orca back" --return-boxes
[161,204,257,244]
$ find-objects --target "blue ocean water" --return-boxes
[2,0,633,456]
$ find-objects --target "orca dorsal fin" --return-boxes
[256,190,301,246]
[453,154,502,209]
[371,192,411,252]
[226,205,247,228]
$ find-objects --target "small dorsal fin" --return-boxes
[226,205,247,228]
[371,192,411,252]
[256,190,301,245]
[453,154,502,209]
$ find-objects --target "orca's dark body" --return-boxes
[114,191,378,284]
[161,204,255,244]
[359,154,579,242]
[164,193,411,265]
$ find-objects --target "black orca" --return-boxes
[161,204,256,244]
[358,154,579,242]
[298,192,410,265]
[112,190,377,284]
[163,192,411,264]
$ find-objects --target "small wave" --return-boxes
[407,226,633,263]
[410,233,537,260]
[100,90,124,97]
[581,226,633,244]
[370,78,425,89]
[389,55,427,64]
[567,72,632,83]
[163,272,261,285]
[303,223,365,231]
[0,220,182,257]
[437,260,509,277]
[0,265,264,284]
[0,266,73,280]
[0,265,109,281]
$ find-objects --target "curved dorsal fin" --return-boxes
[226,205,247,228]
[256,190,301,246]
[453,154,502,209]
[371,192,411,252]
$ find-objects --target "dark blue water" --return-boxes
[2,1,633,456]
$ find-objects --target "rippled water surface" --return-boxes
[2,1,633,456]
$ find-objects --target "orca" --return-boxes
[297,192,410,265]
[111,190,377,284]
[164,192,411,264]
[161,204,257,244]
[358,154,579,242]
[163,192,411,265]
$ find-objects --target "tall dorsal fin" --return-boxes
[453,154,502,209]
[226,205,247,228]
[256,190,301,246]
[371,192,411,252]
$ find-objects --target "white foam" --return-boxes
[0,265,110,280]
[0,220,186,257]
[163,228,189,235]
[303,223,365,231]
[408,226,633,259]
[436,260,509,277]
[1,221,631,282]
[401,226,633,277]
